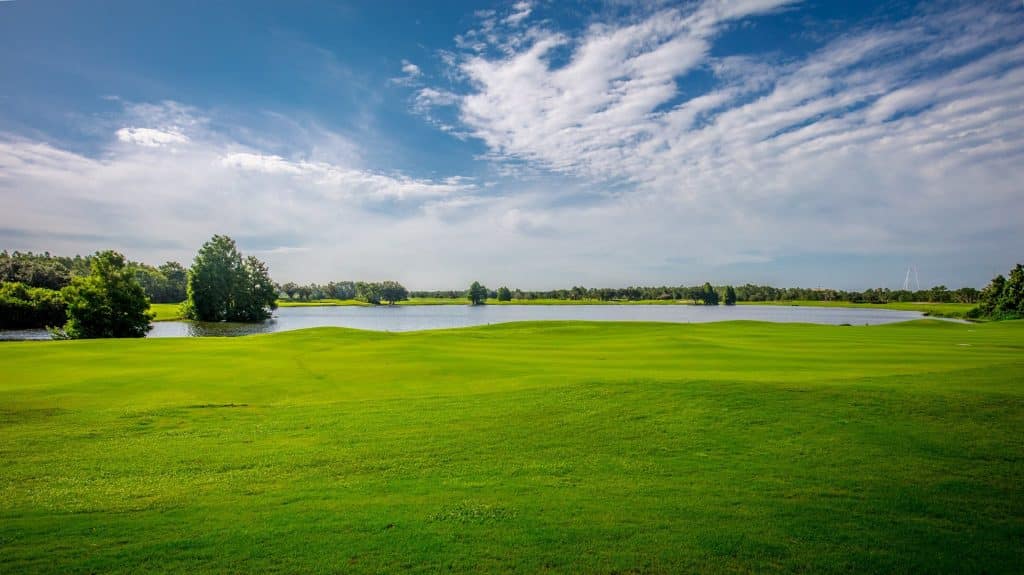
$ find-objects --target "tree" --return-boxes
[379,281,409,305]
[0,282,66,328]
[702,282,719,305]
[467,281,488,305]
[973,264,1024,320]
[182,235,277,322]
[723,285,737,306]
[60,251,153,338]
[356,282,381,304]
[281,282,299,300]
[230,256,278,322]
[159,261,188,302]
[497,286,512,302]
[327,281,357,300]
[998,264,1024,317]
[0,251,72,290]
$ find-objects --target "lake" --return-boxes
[0,304,930,340]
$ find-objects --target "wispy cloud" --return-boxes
[401,0,1024,283]
[115,127,189,147]
[391,59,424,86]
[2,1,1022,289]
[0,101,484,283]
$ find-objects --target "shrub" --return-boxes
[0,282,67,329]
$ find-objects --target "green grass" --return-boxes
[148,302,184,321]
[276,298,371,307]
[739,300,977,318]
[2,320,1021,573]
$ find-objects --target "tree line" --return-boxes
[278,280,409,305]
[0,236,278,337]
[410,282,973,305]
[1,250,187,303]
[3,239,1020,336]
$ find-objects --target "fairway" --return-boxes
[2,320,1022,573]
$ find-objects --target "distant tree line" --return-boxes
[278,281,358,301]
[4,242,1017,333]
[354,281,409,305]
[408,283,979,305]
[277,280,409,305]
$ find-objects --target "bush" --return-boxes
[974,264,1024,321]
[60,251,153,339]
[497,286,512,302]
[0,282,67,328]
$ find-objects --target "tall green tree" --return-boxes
[496,286,512,302]
[467,281,488,305]
[60,251,153,339]
[702,282,719,305]
[973,264,1023,320]
[232,256,279,322]
[327,281,357,300]
[723,285,737,306]
[379,281,409,305]
[356,282,381,304]
[183,235,277,322]
[0,251,72,290]
[159,261,188,302]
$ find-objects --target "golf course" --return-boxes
[2,319,1021,573]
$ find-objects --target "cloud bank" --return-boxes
[1,1,1022,289]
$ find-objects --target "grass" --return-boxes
[148,302,185,321]
[1,319,1022,573]
[276,298,371,307]
[739,299,977,318]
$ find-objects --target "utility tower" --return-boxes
[902,265,920,291]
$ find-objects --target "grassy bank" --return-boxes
[276,298,371,307]
[739,299,977,318]
[148,302,185,321]
[1,320,1022,573]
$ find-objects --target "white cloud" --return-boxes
[505,1,531,26]
[392,0,1024,286]
[401,59,421,77]
[391,59,423,86]
[415,87,459,109]
[0,101,490,285]
[221,152,304,174]
[115,127,190,147]
[3,2,1023,289]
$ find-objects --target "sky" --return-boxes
[1,0,1022,290]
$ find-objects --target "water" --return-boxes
[0,304,929,340]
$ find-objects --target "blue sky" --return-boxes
[1,0,1022,289]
